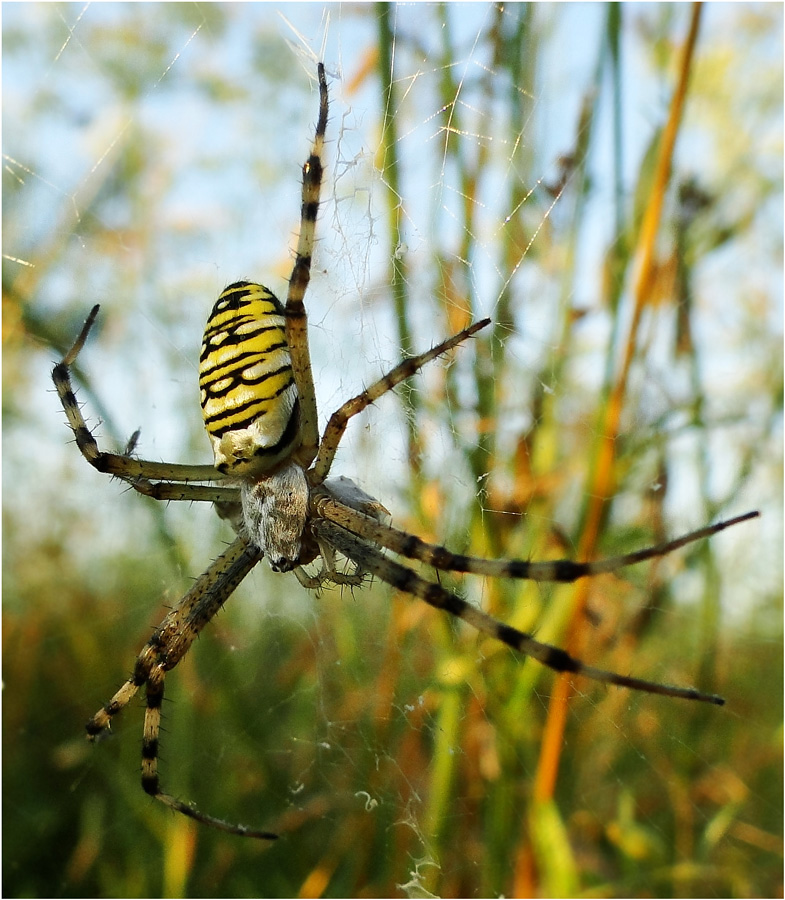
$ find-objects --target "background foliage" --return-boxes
[3,4,782,898]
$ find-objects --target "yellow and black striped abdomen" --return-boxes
[200,281,301,476]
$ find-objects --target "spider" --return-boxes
[53,62,758,839]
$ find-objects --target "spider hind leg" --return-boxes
[53,304,224,486]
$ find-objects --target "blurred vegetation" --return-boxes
[3,4,782,898]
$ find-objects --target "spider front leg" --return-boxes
[314,520,726,705]
[86,536,276,839]
[314,496,759,583]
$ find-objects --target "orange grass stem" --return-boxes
[533,2,704,806]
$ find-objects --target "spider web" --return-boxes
[3,5,782,898]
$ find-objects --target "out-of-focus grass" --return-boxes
[3,4,781,898]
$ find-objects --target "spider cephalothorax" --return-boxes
[53,61,758,839]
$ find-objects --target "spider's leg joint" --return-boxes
[85,720,112,742]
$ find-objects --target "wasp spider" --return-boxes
[53,62,758,839]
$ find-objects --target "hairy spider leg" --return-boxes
[313,519,725,705]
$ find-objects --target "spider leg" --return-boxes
[311,318,491,483]
[53,305,225,486]
[314,533,367,586]
[294,565,329,590]
[286,63,328,470]
[314,496,759,582]
[86,536,276,839]
[313,519,725,705]
[86,536,260,736]
[130,480,240,504]
[293,529,367,589]
[141,665,275,840]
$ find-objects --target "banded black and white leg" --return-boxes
[313,519,728,705]
[85,536,276,839]
[53,305,225,492]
